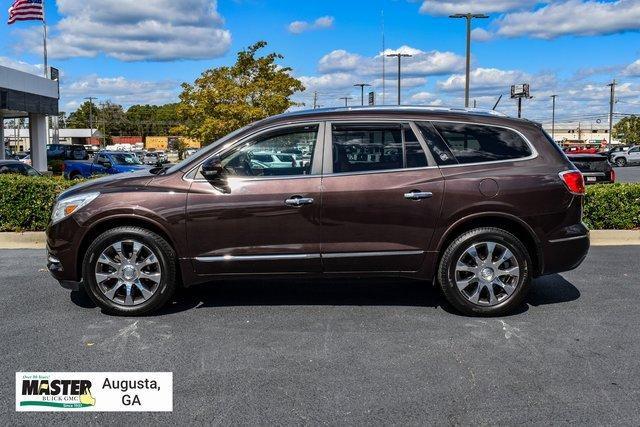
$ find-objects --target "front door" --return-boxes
[320,122,444,272]
[187,123,324,276]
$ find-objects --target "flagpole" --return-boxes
[42,0,48,77]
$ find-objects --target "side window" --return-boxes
[432,122,532,164]
[0,164,24,175]
[416,122,458,165]
[96,154,109,164]
[332,123,427,173]
[220,125,317,177]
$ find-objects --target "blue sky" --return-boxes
[2,0,640,125]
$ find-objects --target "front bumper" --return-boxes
[46,253,81,290]
[46,215,86,286]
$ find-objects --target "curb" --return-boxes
[1,230,639,250]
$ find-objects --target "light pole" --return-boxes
[386,53,412,105]
[449,13,489,108]
[607,80,616,148]
[84,96,97,144]
[354,83,372,106]
[339,97,353,107]
[550,95,557,140]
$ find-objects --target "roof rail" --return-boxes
[281,105,509,118]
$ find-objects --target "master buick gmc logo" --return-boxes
[19,376,96,409]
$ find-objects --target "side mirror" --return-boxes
[201,155,230,193]
[202,156,225,179]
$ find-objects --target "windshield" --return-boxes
[111,153,142,165]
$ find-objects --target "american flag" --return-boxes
[8,0,44,25]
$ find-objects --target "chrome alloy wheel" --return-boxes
[94,240,162,306]
[454,241,520,307]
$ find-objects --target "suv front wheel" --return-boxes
[82,226,177,316]
[438,227,531,316]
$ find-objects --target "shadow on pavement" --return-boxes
[69,273,580,317]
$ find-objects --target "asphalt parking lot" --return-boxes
[2,246,639,424]
[614,165,640,183]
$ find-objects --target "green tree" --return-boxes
[177,41,304,145]
[67,101,96,129]
[613,115,640,145]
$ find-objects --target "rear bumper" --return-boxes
[540,224,590,276]
[582,172,614,185]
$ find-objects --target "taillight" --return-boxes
[610,168,616,183]
[559,170,585,195]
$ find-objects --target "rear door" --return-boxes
[320,121,444,272]
[628,147,640,164]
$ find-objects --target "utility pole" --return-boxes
[517,98,522,118]
[381,10,386,105]
[84,96,97,144]
[449,13,489,108]
[607,80,616,148]
[312,91,318,109]
[550,95,557,140]
[353,83,371,106]
[339,97,353,107]
[386,53,412,105]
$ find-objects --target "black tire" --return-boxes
[70,173,82,180]
[82,226,177,316]
[437,227,531,316]
[615,157,627,167]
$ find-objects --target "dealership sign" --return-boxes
[16,372,172,412]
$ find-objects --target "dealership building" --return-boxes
[0,65,59,171]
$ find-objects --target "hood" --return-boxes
[116,164,151,172]
[57,169,154,200]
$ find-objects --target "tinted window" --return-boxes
[416,122,458,165]
[432,122,532,164]
[112,153,142,165]
[332,123,427,173]
[220,125,317,177]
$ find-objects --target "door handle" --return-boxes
[285,196,314,206]
[404,191,433,200]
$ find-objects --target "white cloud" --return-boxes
[318,50,362,73]
[288,15,334,34]
[418,0,544,16]
[622,59,640,77]
[20,0,231,61]
[0,57,43,75]
[409,91,444,106]
[437,67,556,94]
[382,46,466,77]
[471,28,494,41]
[60,74,179,110]
[496,0,640,39]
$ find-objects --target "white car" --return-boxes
[612,146,640,167]
[143,152,161,165]
[250,152,298,169]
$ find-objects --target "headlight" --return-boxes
[51,192,100,225]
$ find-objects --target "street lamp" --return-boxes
[353,83,372,106]
[339,97,353,107]
[386,53,412,105]
[449,13,489,108]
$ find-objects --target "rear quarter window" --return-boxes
[432,122,532,164]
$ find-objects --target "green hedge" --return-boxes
[583,183,640,230]
[0,175,81,232]
[0,175,639,232]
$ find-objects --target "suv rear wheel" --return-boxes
[615,157,627,167]
[82,226,177,316]
[437,227,531,316]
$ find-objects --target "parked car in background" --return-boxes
[19,154,31,166]
[47,144,88,161]
[63,151,151,179]
[0,160,41,176]
[143,151,162,165]
[605,145,630,161]
[611,146,640,167]
[4,148,18,160]
[567,154,615,184]
[47,106,590,317]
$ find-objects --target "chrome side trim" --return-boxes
[548,235,589,243]
[322,250,424,258]
[195,254,321,262]
[194,250,425,262]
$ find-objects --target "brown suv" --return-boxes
[47,107,589,316]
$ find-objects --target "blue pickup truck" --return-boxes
[63,151,151,179]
